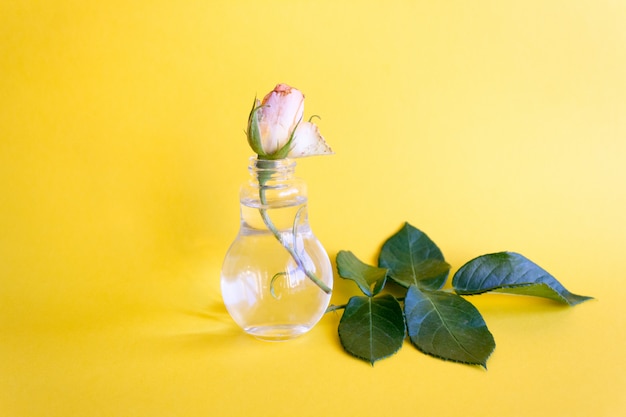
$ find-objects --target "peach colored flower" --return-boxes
[247,84,333,159]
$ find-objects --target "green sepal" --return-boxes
[266,118,302,160]
[246,97,267,158]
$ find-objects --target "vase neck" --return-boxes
[241,157,306,209]
[248,157,296,182]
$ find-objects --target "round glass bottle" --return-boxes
[220,157,333,341]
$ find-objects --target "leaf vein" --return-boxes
[424,294,481,362]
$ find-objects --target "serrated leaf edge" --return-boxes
[337,295,406,365]
[405,287,495,369]
[455,282,593,306]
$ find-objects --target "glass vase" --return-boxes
[220,157,333,341]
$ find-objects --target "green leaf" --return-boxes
[452,252,593,305]
[336,250,388,297]
[405,286,495,368]
[338,294,406,365]
[378,222,450,290]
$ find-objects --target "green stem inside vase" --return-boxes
[257,178,331,294]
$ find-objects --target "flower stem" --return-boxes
[325,303,347,313]
[258,186,331,294]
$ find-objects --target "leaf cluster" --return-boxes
[331,222,592,367]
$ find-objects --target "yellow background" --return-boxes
[2,1,625,416]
